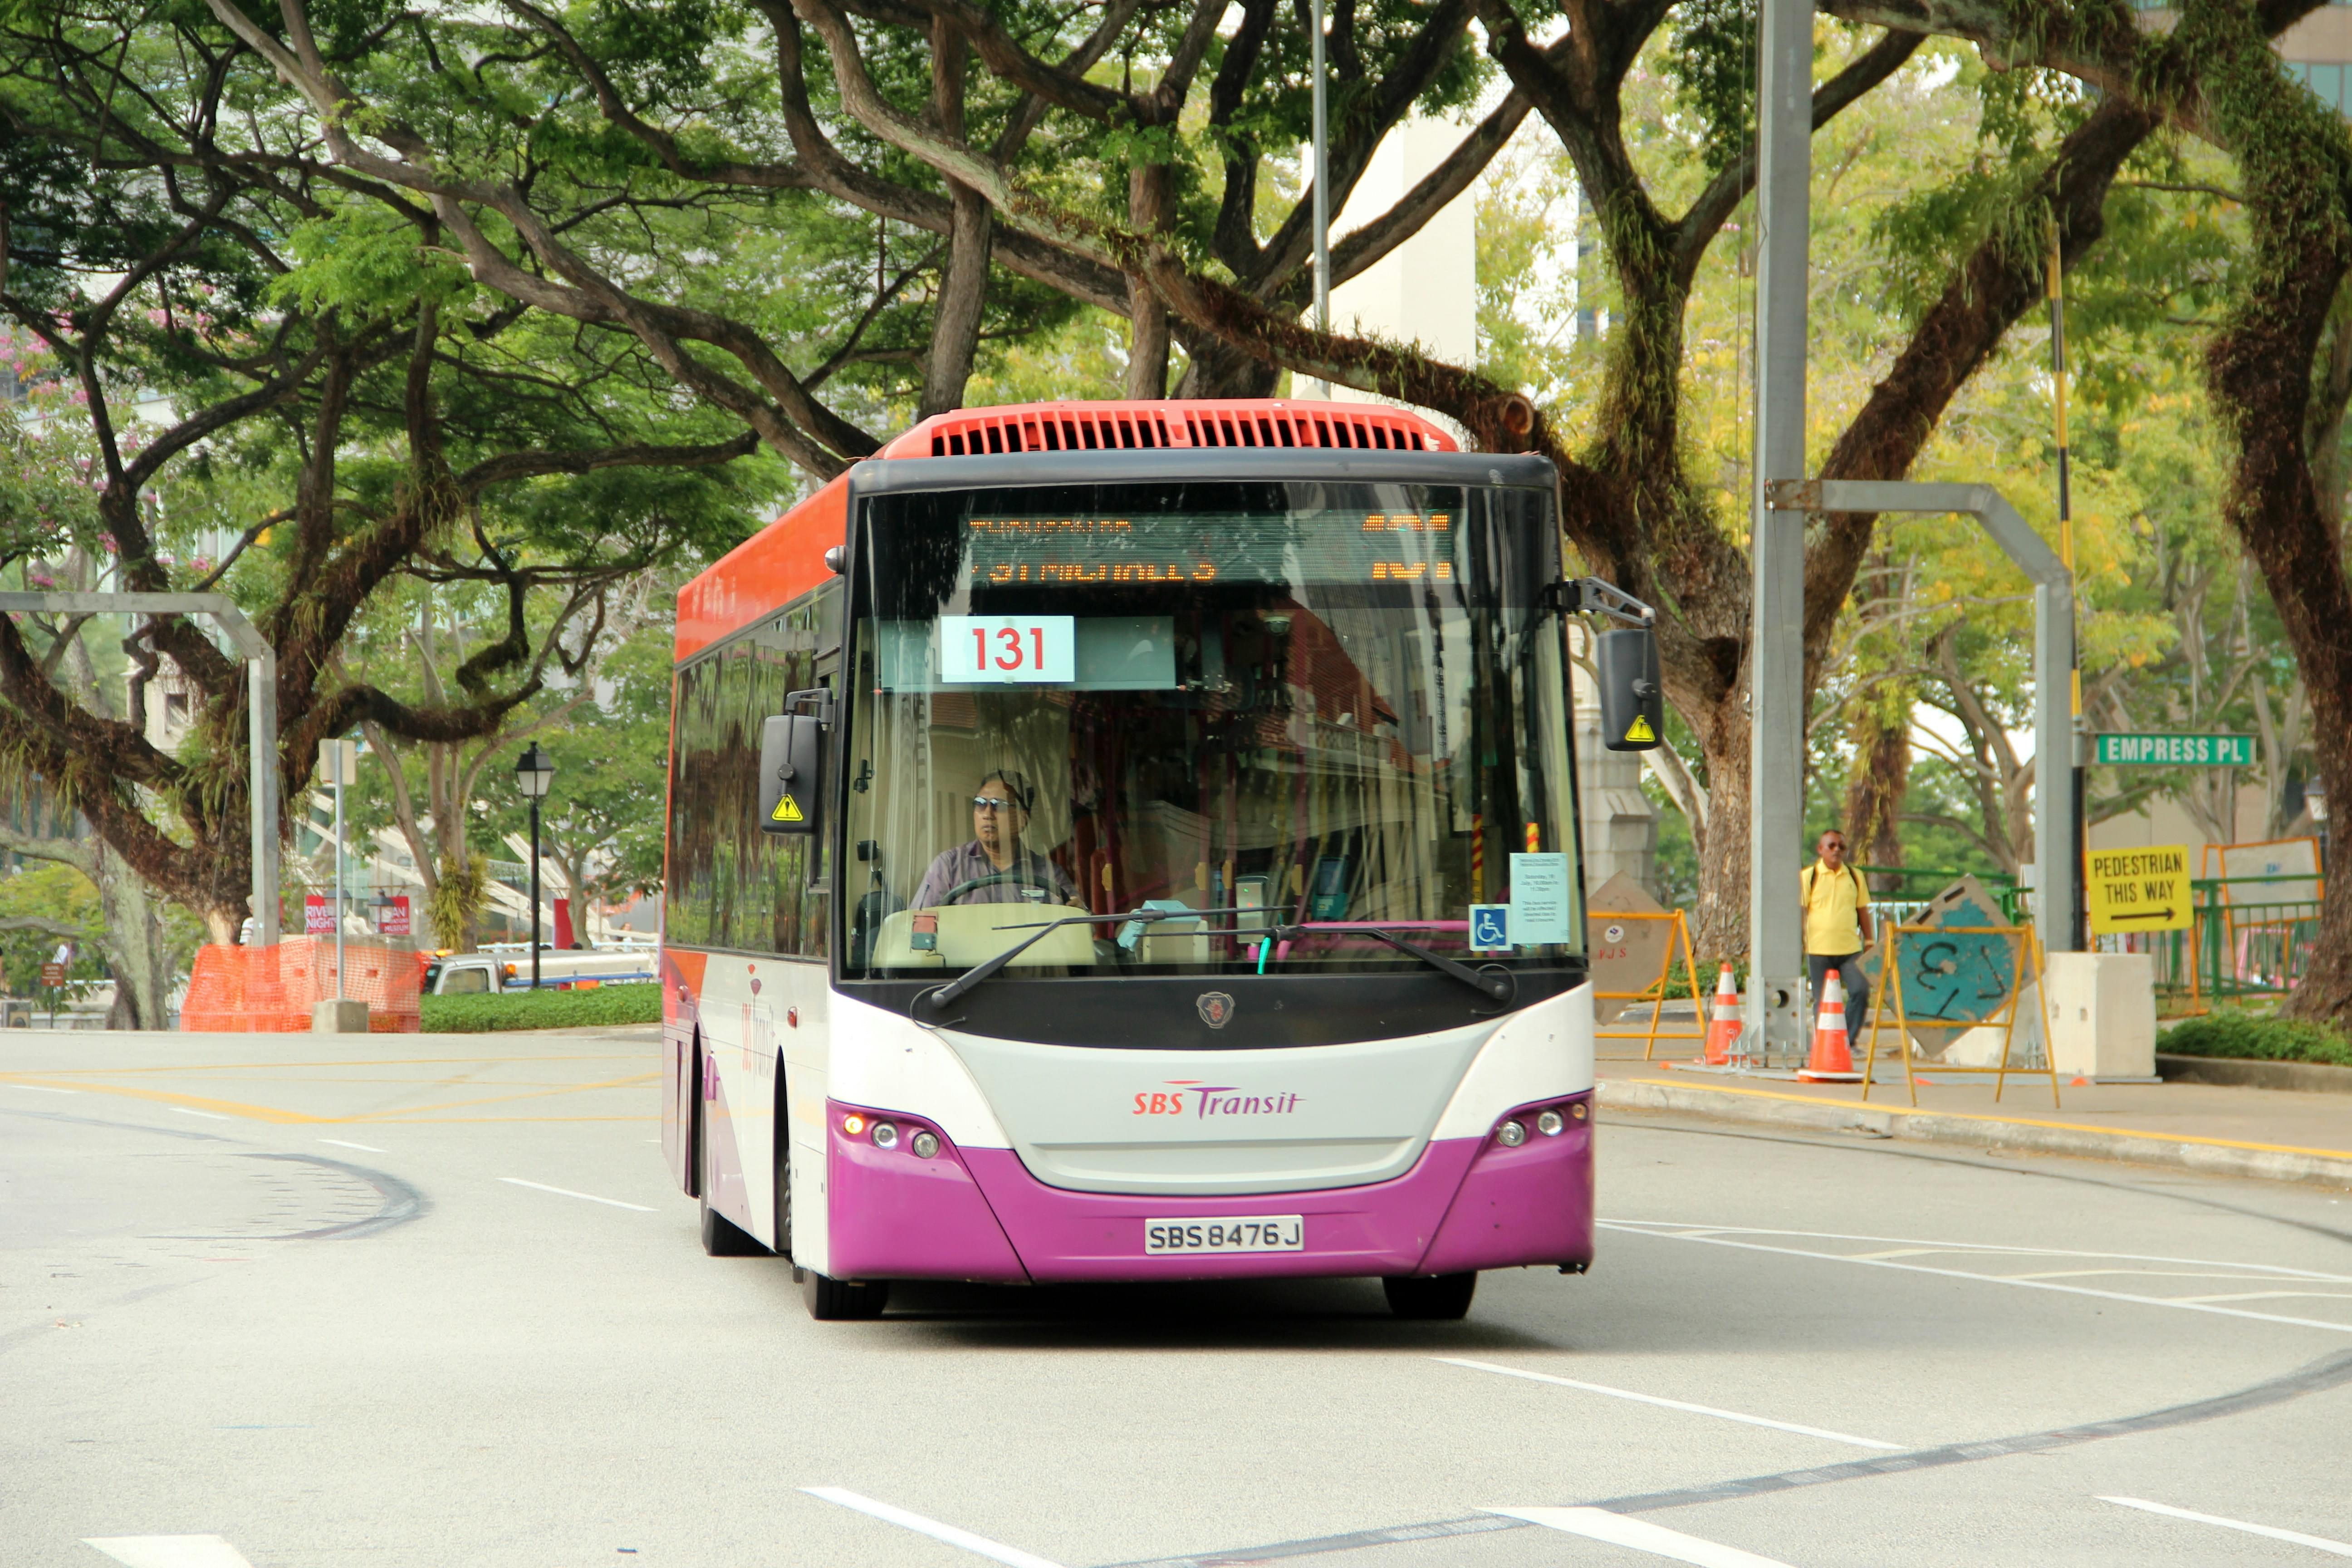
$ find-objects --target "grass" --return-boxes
[2158,1010,2352,1068]
[419,984,662,1033]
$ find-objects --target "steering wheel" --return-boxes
[938,869,1057,906]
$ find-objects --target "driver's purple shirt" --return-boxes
[911,841,1083,909]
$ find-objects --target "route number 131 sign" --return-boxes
[940,616,1075,683]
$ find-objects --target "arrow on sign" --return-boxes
[2109,908,2177,923]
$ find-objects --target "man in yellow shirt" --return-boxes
[1800,829,1872,1036]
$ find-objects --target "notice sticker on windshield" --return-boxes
[1510,853,1572,945]
[940,616,1075,682]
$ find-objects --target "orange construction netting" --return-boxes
[181,938,422,1033]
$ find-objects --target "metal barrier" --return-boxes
[2098,872,2327,1014]
[1855,865,2024,926]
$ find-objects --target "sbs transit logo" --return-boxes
[1131,1080,1304,1119]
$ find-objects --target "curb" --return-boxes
[1597,1076,2352,1191]
[2156,1052,2352,1096]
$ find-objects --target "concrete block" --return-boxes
[2044,952,2156,1080]
[312,998,371,1034]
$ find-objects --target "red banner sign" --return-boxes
[380,896,412,936]
[304,895,333,934]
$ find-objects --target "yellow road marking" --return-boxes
[0,1076,328,1124]
[9,1054,646,1075]
[1617,1076,2352,1164]
[347,1072,661,1121]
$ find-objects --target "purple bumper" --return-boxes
[824,1095,1594,1285]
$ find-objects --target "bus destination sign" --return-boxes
[965,505,1460,587]
[2093,733,2254,767]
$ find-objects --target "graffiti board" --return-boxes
[1873,875,2024,1059]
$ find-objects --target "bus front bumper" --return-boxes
[824,1093,1594,1285]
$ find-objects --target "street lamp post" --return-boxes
[514,744,555,990]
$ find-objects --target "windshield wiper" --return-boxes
[1269,923,1516,1006]
[915,906,1256,1018]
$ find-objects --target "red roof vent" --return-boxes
[876,399,1460,460]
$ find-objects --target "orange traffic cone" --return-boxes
[1799,970,1861,1082]
[1703,964,1740,1066]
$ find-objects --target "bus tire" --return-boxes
[694,1048,764,1257]
[802,1269,890,1321]
[1382,1271,1476,1320]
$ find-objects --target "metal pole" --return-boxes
[333,761,346,1000]
[1781,480,2079,954]
[1308,0,1330,399]
[250,653,279,947]
[2050,226,2088,950]
[530,798,543,990]
[1747,0,1811,1063]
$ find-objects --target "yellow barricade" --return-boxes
[1859,922,2058,1108]
[1592,909,1709,1062]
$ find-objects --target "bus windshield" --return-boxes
[838,478,1580,980]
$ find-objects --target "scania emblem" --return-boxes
[1196,991,1235,1029]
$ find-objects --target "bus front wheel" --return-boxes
[1383,1272,1476,1320]
[802,1269,890,1320]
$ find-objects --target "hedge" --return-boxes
[420,983,663,1033]
[2159,1011,2352,1068]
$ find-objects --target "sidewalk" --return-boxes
[1596,1043,2352,1190]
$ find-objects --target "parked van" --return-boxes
[422,948,659,995]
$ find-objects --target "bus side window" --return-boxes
[442,966,490,994]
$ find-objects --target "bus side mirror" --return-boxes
[1596,624,1664,751]
[758,713,824,835]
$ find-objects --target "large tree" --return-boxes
[0,11,769,994]
[181,0,2352,992]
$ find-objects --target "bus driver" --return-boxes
[911,768,1083,909]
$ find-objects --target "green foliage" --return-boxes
[0,862,106,1000]
[427,857,487,952]
[1662,0,1757,175]
[2159,1010,2352,1066]
[420,982,662,1033]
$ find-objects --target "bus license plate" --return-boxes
[1144,1216,1305,1254]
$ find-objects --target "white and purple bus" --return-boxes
[660,398,1662,1319]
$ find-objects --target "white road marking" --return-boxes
[1605,1221,2352,1282]
[83,1537,256,1568]
[498,1177,654,1212]
[804,1486,1065,1568]
[1439,1358,1901,1450]
[5,1083,76,1094]
[1484,1507,1795,1567]
[168,1107,230,1121]
[1602,1222,2352,1336]
[2101,1495,2352,1557]
[318,1138,387,1153]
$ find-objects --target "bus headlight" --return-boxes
[871,1122,899,1150]
[841,1113,867,1137]
[911,1130,940,1159]
[1571,1102,1589,1121]
[1496,1120,1527,1147]
[1537,1109,1565,1137]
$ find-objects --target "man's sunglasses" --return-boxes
[970,796,1021,812]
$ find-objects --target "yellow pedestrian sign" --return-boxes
[2084,845,2191,935]
[770,794,805,823]
[1622,715,1656,745]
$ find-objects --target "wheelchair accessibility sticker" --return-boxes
[1469,904,1513,953]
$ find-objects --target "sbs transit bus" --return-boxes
[660,398,1664,1320]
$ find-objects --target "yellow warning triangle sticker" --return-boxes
[1623,715,1657,744]
[770,794,805,823]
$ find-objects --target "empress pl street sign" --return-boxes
[2094,733,2254,767]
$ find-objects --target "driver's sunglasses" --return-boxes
[970,796,1017,813]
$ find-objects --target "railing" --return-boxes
[1854,865,2024,926]
[2094,872,2327,1013]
